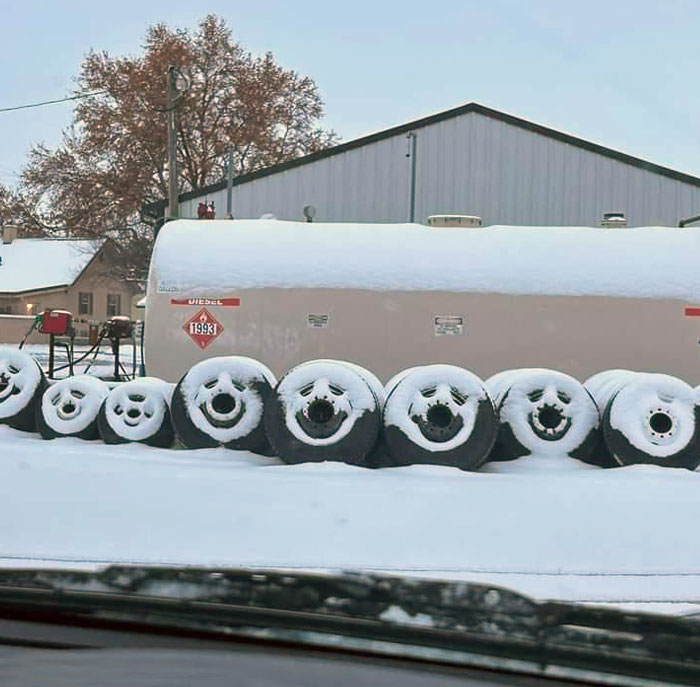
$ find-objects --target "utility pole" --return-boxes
[167,67,179,221]
[406,132,417,223]
[226,147,234,218]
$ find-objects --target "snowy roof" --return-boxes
[0,238,104,295]
[150,220,700,302]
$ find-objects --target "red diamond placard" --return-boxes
[183,308,224,349]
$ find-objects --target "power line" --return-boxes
[0,91,108,114]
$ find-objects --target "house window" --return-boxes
[107,294,121,317]
[78,292,93,316]
[25,303,40,316]
[0,304,12,314]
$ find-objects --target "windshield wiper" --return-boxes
[0,566,698,686]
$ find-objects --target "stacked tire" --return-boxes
[0,348,47,432]
[3,344,700,473]
[171,356,276,453]
[263,360,382,465]
[98,378,174,448]
[380,364,498,470]
[485,368,601,465]
[585,371,700,470]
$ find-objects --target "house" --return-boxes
[143,102,700,228]
[0,225,138,344]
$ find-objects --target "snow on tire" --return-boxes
[486,369,600,463]
[381,365,498,470]
[0,347,47,432]
[602,373,700,469]
[171,356,275,452]
[264,359,380,465]
[98,378,175,448]
[36,375,109,440]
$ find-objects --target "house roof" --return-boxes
[0,238,106,295]
[142,101,700,219]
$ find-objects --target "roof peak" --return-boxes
[142,101,700,218]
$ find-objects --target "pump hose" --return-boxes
[17,315,42,350]
[49,329,108,376]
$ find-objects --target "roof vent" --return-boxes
[600,212,626,228]
[1,225,18,244]
[427,214,483,228]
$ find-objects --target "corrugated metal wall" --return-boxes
[180,111,700,227]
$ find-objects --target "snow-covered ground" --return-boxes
[3,424,700,616]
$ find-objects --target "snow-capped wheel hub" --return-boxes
[113,393,155,428]
[98,378,174,447]
[0,348,46,432]
[381,365,498,470]
[527,389,573,441]
[171,356,276,452]
[603,376,700,469]
[293,379,349,440]
[646,407,676,444]
[195,374,247,430]
[486,369,600,463]
[0,365,21,402]
[37,375,109,440]
[409,384,465,443]
[264,360,380,465]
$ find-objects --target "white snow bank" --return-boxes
[0,238,103,293]
[150,220,700,300]
[3,425,700,611]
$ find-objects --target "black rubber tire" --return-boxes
[381,365,498,471]
[97,381,174,448]
[36,376,109,440]
[171,356,275,452]
[0,350,47,433]
[602,378,700,469]
[488,370,601,464]
[264,360,380,465]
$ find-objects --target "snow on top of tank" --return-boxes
[149,220,700,301]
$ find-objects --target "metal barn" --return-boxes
[147,102,700,227]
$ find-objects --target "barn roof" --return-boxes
[0,237,105,295]
[142,102,700,220]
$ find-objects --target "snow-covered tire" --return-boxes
[264,359,381,465]
[486,369,600,463]
[381,365,498,470]
[603,373,700,469]
[36,375,109,440]
[171,356,276,452]
[0,347,47,432]
[583,369,640,466]
[98,378,174,448]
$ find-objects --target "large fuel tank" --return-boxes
[144,220,700,383]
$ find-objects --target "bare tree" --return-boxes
[3,15,337,282]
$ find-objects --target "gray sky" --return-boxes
[2,0,700,186]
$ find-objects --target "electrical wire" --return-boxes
[0,91,107,114]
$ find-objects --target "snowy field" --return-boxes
[3,424,700,616]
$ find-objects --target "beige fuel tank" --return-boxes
[144,220,700,384]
